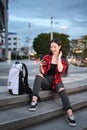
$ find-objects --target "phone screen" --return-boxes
[38,55,43,60]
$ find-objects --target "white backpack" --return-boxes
[7,61,32,95]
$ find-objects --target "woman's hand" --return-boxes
[57,51,63,72]
[58,51,62,60]
[39,59,46,74]
[39,59,46,66]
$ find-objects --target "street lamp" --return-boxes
[50,0,54,40]
[60,25,67,33]
[50,16,53,40]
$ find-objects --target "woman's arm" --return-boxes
[39,64,45,74]
[39,55,50,75]
[57,51,63,72]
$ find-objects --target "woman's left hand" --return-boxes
[58,51,62,60]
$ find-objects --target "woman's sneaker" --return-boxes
[67,115,77,126]
[29,101,38,111]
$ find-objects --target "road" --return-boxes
[0,60,87,86]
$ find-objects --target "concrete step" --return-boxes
[0,84,87,110]
[0,91,87,130]
[21,107,87,130]
[0,92,30,110]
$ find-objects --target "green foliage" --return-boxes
[82,48,87,58]
[33,33,50,56]
[82,35,87,49]
[11,54,28,60]
[33,32,70,57]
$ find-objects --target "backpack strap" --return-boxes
[22,63,32,94]
[22,63,28,86]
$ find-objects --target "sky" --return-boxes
[8,0,87,46]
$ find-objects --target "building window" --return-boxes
[13,38,17,40]
[8,43,11,45]
[13,48,16,51]
[13,42,17,45]
[8,38,11,40]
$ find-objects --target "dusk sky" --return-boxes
[8,0,87,46]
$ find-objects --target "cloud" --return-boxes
[8,0,87,43]
[9,15,50,27]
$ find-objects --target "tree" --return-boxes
[33,32,70,57]
[82,35,87,49]
[33,33,50,56]
[82,48,87,59]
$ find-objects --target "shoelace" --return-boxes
[69,115,75,120]
[31,101,37,105]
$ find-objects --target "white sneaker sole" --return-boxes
[29,106,38,111]
[67,119,77,127]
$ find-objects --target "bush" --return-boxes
[11,54,28,60]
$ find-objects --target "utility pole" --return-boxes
[26,36,31,60]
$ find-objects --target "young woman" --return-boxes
[29,38,76,126]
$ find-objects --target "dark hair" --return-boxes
[50,38,62,45]
[49,38,68,77]
[49,38,63,55]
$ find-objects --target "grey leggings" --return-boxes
[32,75,72,111]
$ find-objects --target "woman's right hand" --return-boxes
[39,59,46,74]
[39,59,46,66]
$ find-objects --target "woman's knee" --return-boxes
[58,87,65,92]
[55,82,64,93]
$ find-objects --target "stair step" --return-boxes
[22,107,87,130]
[0,85,87,110]
[0,91,87,130]
[0,92,29,110]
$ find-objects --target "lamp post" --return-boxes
[50,16,53,40]
[50,0,53,40]
[26,36,31,60]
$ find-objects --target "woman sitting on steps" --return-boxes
[29,38,77,127]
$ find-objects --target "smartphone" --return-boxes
[38,54,43,60]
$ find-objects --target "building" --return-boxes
[1,32,21,55]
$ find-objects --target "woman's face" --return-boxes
[50,42,61,55]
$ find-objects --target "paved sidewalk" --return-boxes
[0,60,87,92]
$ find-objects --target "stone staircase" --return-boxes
[0,83,87,130]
